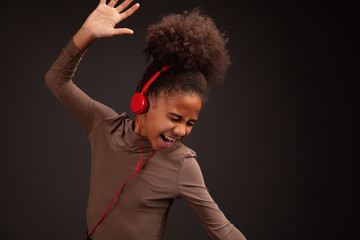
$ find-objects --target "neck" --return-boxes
[134,115,145,136]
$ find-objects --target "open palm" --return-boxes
[82,0,139,39]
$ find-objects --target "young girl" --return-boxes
[46,0,246,239]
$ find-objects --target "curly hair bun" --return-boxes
[144,8,230,84]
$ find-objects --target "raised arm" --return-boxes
[45,0,139,133]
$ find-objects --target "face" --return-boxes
[135,92,202,151]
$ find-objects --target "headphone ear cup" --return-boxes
[131,93,149,114]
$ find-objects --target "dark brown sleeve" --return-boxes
[178,157,246,240]
[45,38,118,134]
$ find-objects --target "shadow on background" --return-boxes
[0,0,354,239]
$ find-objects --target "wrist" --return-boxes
[73,26,96,51]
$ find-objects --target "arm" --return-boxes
[178,157,246,240]
[45,0,140,133]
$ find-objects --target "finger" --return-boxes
[119,3,139,21]
[116,0,135,12]
[113,28,134,36]
[108,0,119,7]
[99,0,106,5]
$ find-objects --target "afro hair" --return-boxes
[137,8,231,102]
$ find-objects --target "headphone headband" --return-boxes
[131,65,173,114]
[140,65,173,94]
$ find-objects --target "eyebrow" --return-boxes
[168,112,198,123]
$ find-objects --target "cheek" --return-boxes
[146,115,168,136]
[157,119,173,133]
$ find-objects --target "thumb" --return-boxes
[113,28,134,36]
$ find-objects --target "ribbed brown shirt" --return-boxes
[45,38,246,240]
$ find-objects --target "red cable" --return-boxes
[136,116,142,172]
[82,115,156,239]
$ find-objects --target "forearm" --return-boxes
[45,37,86,93]
[46,0,139,97]
[224,227,246,240]
[44,0,140,134]
[45,38,94,133]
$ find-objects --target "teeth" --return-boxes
[164,135,175,143]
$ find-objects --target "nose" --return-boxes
[173,124,187,138]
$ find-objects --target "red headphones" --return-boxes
[131,65,173,114]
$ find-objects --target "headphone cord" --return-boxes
[83,115,156,239]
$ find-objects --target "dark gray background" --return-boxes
[0,0,355,239]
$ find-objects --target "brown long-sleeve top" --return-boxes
[45,38,246,240]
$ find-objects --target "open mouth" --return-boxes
[160,134,176,144]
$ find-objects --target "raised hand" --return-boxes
[74,0,140,50]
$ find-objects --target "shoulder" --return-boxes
[166,141,197,161]
[159,142,200,175]
[89,111,129,135]
[172,144,207,195]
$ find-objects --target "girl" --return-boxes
[45,0,246,239]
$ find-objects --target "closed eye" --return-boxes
[168,112,197,127]
[169,117,180,122]
[186,122,195,127]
